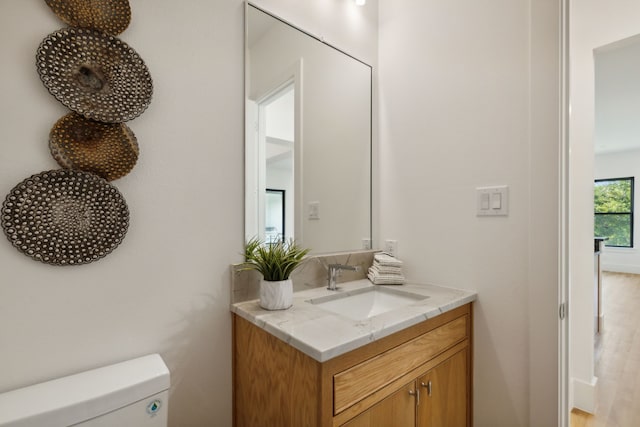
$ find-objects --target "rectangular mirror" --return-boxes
[245,3,372,254]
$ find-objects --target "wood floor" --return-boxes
[570,271,640,427]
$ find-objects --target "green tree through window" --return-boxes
[594,177,634,247]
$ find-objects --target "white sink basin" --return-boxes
[306,286,429,321]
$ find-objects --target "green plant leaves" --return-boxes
[242,237,311,281]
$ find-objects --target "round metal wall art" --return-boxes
[50,112,139,181]
[36,27,153,123]
[1,169,129,266]
[44,0,132,36]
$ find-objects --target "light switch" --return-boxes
[491,193,502,209]
[481,193,490,210]
[477,186,509,216]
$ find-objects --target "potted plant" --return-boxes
[243,237,311,310]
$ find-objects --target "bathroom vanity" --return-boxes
[231,280,476,426]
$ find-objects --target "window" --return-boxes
[594,177,634,247]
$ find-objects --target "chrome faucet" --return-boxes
[327,264,361,290]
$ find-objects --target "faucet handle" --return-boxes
[328,264,360,272]
[327,264,361,290]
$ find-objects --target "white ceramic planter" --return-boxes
[259,279,293,310]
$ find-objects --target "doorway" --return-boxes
[569,0,640,421]
[245,81,297,243]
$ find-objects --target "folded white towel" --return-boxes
[367,272,406,285]
[374,253,403,267]
[371,263,403,275]
[367,267,406,285]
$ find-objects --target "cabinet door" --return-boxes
[417,349,468,427]
[342,381,416,427]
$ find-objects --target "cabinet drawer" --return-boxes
[333,315,467,414]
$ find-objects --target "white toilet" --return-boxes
[0,354,170,426]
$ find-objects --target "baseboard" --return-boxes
[571,376,598,414]
[602,264,640,274]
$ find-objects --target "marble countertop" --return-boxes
[230,279,477,362]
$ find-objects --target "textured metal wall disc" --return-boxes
[44,0,132,36]
[1,169,129,266]
[50,112,139,181]
[36,27,153,123]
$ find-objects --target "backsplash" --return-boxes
[230,250,378,304]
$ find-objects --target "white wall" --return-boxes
[0,1,378,426]
[595,149,640,273]
[0,2,243,425]
[570,0,640,412]
[378,1,560,426]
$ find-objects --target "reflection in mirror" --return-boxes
[245,4,372,254]
[265,189,286,244]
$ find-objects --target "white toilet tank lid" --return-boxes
[0,354,170,427]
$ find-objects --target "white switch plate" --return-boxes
[308,201,320,220]
[362,238,372,250]
[384,239,398,257]
[476,186,509,216]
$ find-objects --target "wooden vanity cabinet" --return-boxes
[341,381,416,427]
[340,349,468,427]
[232,303,472,427]
[416,348,468,427]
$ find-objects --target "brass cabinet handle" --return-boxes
[420,381,432,396]
[408,389,420,405]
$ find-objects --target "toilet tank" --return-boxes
[0,354,170,427]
